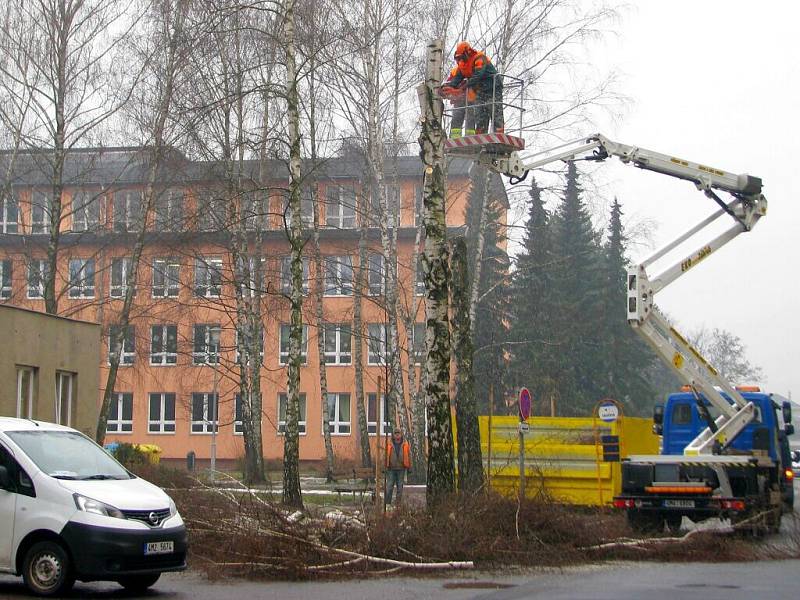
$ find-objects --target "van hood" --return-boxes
[57,477,171,510]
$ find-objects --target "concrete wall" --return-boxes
[0,305,101,436]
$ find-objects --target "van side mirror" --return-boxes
[782,401,792,425]
[653,404,664,425]
[786,424,795,436]
[0,465,10,490]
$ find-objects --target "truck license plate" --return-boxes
[144,541,174,555]
[664,499,694,508]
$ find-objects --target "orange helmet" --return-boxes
[454,41,473,62]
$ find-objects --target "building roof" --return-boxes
[0,303,100,329]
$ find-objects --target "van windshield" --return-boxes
[6,430,132,480]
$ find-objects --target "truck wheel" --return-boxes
[626,510,664,534]
[22,541,75,597]
[117,573,161,592]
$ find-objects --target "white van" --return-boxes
[0,417,187,596]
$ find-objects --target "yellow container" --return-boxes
[134,444,163,465]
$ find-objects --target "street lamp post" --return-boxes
[209,328,220,478]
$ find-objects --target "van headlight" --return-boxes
[73,493,125,519]
[168,497,178,517]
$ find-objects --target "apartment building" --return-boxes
[0,147,506,465]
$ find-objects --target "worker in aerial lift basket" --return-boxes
[440,66,468,139]
[441,41,504,136]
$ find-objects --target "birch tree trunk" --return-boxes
[282,0,303,509]
[418,39,455,505]
[353,192,373,468]
[450,237,484,493]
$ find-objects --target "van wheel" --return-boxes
[117,573,161,592]
[22,541,75,597]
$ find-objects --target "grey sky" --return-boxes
[591,2,799,399]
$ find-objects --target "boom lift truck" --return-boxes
[455,132,793,533]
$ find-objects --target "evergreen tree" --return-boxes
[599,198,657,415]
[547,162,605,415]
[508,176,559,413]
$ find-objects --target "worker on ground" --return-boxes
[385,427,411,505]
[441,41,504,135]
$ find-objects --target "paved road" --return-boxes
[2,560,799,600]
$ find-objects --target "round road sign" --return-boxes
[598,401,619,423]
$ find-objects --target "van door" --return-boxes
[0,445,17,570]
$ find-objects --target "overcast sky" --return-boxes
[515,2,799,399]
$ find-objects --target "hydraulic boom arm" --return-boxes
[496,134,768,455]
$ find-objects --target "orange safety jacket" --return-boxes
[448,50,499,100]
[385,438,411,469]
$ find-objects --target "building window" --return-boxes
[1,195,19,233]
[278,392,306,434]
[155,189,184,231]
[113,190,143,232]
[411,322,425,365]
[31,191,51,234]
[71,190,101,232]
[109,325,136,365]
[193,324,221,365]
[194,257,222,297]
[367,253,384,296]
[323,323,352,365]
[196,193,227,231]
[325,392,351,435]
[325,185,356,229]
[0,259,11,299]
[367,323,387,365]
[191,392,218,433]
[376,183,400,227]
[234,393,260,435]
[54,372,74,426]
[16,366,35,419]
[152,257,180,298]
[367,392,391,435]
[148,393,176,433]
[150,325,178,365]
[27,259,48,299]
[107,392,133,433]
[110,257,134,298]
[415,259,425,295]
[236,255,266,298]
[68,258,95,298]
[235,327,264,365]
[279,324,308,365]
[280,256,309,295]
[324,255,353,296]
[282,189,314,229]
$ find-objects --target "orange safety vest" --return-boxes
[385,438,411,469]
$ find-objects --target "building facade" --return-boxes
[0,147,505,465]
[0,304,101,437]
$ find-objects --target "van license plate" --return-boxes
[664,499,694,508]
[144,541,174,555]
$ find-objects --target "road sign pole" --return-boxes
[519,426,525,501]
[517,388,531,501]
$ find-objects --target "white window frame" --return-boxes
[325,392,351,436]
[278,392,307,435]
[323,323,352,365]
[325,185,356,229]
[108,325,135,366]
[367,392,392,436]
[110,257,134,298]
[26,259,48,299]
[114,190,143,232]
[150,324,178,365]
[54,372,74,426]
[16,366,35,419]
[193,324,221,365]
[367,253,384,296]
[280,256,309,295]
[71,190,100,232]
[31,191,51,234]
[367,323,388,365]
[1,195,19,233]
[324,255,353,296]
[194,257,222,298]
[279,324,308,365]
[0,259,11,299]
[191,392,218,434]
[107,392,133,434]
[152,257,180,298]
[155,189,184,231]
[148,392,176,433]
[68,258,95,299]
